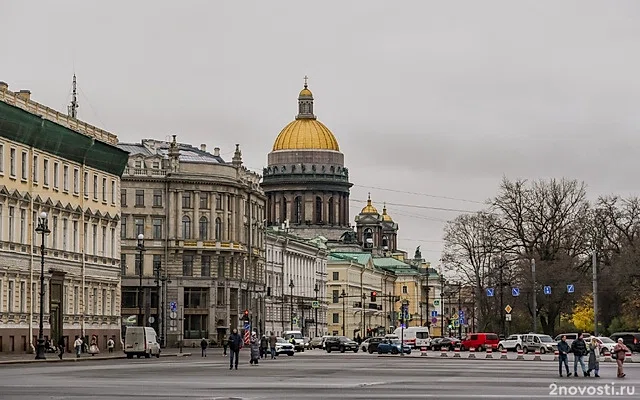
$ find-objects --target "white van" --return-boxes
[124,326,161,359]
[393,327,430,348]
[283,330,305,352]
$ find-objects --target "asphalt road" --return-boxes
[0,350,637,400]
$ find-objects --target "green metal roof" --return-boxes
[328,252,372,265]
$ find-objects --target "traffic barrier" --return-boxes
[516,348,524,360]
[420,346,427,357]
[553,350,559,361]
[453,346,461,358]
[500,348,508,360]
[625,351,633,363]
[485,347,493,359]
[533,349,542,361]
[440,347,449,357]
[468,347,476,359]
[604,350,612,363]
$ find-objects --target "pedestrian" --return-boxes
[222,335,228,356]
[249,332,260,365]
[570,333,588,377]
[88,335,100,356]
[107,337,115,353]
[227,329,242,370]
[613,338,629,378]
[57,336,65,360]
[73,335,83,358]
[260,335,268,359]
[557,335,572,377]
[269,332,277,359]
[587,337,600,377]
[200,338,208,357]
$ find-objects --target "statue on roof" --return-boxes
[414,246,422,260]
[340,229,357,244]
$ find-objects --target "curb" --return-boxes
[0,352,192,366]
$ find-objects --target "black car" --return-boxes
[610,332,640,353]
[362,336,384,354]
[325,336,359,353]
[430,337,460,351]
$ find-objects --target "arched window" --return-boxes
[294,196,303,224]
[182,216,191,239]
[328,197,335,225]
[281,198,287,222]
[364,228,373,249]
[382,235,389,250]
[315,196,323,224]
[215,217,222,240]
[199,216,208,240]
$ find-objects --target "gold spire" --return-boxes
[361,193,379,214]
[299,75,312,97]
[382,202,393,222]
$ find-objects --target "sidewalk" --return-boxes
[0,348,192,365]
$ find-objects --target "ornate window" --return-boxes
[199,216,208,240]
[215,217,222,240]
[182,216,191,239]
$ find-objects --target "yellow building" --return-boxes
[0,82,128,353]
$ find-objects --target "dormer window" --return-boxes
[134,160,142,168]
[152,161,160,169]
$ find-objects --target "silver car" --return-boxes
[522,334,557,354]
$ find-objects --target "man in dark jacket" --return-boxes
[557,335,572,377]
[200,338,208,357]
[269,332,277,359]
[228,329,243,370]
[570,334,588,377]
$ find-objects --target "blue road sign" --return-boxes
[544,286,552,295]
[486,288,495,297]
[243,322,251,331]
[567,284,575,293]
[459,317,466,325]
[459,310,465,317]
[512,287,520,297]
[170,301,177,312]
[431,310,438,317]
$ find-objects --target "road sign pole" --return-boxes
[531,259,537,333]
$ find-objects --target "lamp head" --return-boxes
[40,211,47,219]
[137,233,144,241]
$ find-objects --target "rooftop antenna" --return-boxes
[67,74,79,118]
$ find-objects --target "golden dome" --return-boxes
[382,203,393,222]
[272,119,340,151]
[361,194,379,214]
[299,88,313,97]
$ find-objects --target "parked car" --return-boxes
[460,333,499,351]
[320,335,334,349]
[593,337,617,355]
[522,334,557,354]
[498,334,523,352]
[325,336,359,353]
[274,337,295,356]
[309,337,324,349]
[124,326,161,359]
[377,338,412,355]
[609,332,640,353]
[429,337,460,351]
[553,333,591,347]
[361,336,384,354]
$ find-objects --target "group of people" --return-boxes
[212,329,283,370]
[50,335,116,359]
[557,334,629,378]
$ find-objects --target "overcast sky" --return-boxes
[3,0,640,265]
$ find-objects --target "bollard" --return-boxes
[604,350,612,363]
[485,347,493,359]
[516,348,524,360]
[420,346,427,357]
[440,347,449,357]
[553,350,559,361]
[453,346,461,358]
[500,348,508,360]
[625,351,633,363]
[533,349,541,361]
[468,347,476,359]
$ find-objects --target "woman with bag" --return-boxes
[613,338,629,378]
[586,337,600,377]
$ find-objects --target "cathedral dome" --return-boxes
[272,119,339,151]
[382,204,393,222]
[361,195,379,215]
[272,77,340,152]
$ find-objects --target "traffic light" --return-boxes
[243,309,249,321]
[370,291,377,302]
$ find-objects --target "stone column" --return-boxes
[194,191,200,240]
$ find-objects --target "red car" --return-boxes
[461,333,500,351]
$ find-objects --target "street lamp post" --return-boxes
[35,211,50,360]
[153,260,171,347]
[137,234,146,327]
[289,279,294,331]
[439,275,445,336]
[340,289,346,336]
[314,283,319,337]
[457,283,462,339]
[401,299,409,357]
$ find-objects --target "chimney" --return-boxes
[213,147,220,157]
[200,144,207,152]
[16,90,31,101]
[0,82,8,92]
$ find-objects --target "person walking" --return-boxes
[88,335,100,356]
[73,335,83,358]
[200,338,208,357]
[249,332,260,365]
[269,332,277,359]
[107,337,115,354]
[570,333,588,377]
[260,335,268,359]
[227,329,242,370]
[222,335,228,356]
[557,335,572,377]
[57,336,65,360]
[613,338,629,378]
[587,337,601,377]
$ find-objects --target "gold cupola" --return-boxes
[272,76,340,151]
[360,193,379,215]
[382,203,393,222]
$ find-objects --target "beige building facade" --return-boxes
[118,137,265,347]
[0,82,128,353]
